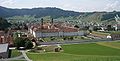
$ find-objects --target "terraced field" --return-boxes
[27,43,120,61]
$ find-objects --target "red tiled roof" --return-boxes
[0,31,13,44]
[30,22,79,32]
[0,31,4,36]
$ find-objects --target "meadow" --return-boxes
[27,42,120,61]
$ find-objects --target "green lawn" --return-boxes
[97,41,120,49]
[11,49,22,58]
[62,43,120,56]
[41,36,91,42]
[27,53,120,61]
[42,37,64,42]
[92,31,110,36]
[27,43,120,61]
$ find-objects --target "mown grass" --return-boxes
[62,43,120,56]
[27,53,120,61]
[92,31,110,36]
[11,49,22,58]
[27,43,120,61]
[97,41,120,49]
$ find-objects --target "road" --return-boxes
[38,38,114,45]
[0,55,25,61]
[0,50,32,61]
[21,50,32,61]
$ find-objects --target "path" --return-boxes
[0,50,32,61]
[0,55,25,61]
[21,50,32,61]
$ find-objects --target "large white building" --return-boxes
[29,22,85,38]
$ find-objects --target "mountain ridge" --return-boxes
[0,6,120,22]
[0,6,82,18]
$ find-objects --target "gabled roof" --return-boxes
[0,43,8,53]
[30,22,79,32]
[0,31,4,36]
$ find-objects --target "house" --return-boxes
[0,31,13,45]
[111,32,120,40]
[107,34,112,38]
[114,15,120,31]
[28,21,85,38]
[0,31,5,43]
[0,43,9,59]
[113,24,120,31]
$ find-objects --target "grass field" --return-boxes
[91,31,110,38]
[27,43,120,61]
[11,50,22,58]
[92,31,110,36]
[97,41,120,49]
[62,43,120,56]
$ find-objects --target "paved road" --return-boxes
[0,50,32,61]
[0,55,25,61]
[21,50,32,61]
[0,59,26,61]
[38,38,114,45]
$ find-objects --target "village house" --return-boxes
[113,24,120,31]
[114,15,120,31]
[28,21,85,38]
[0,31,13,45]
[111,32,120,40]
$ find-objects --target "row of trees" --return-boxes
[14,37,34,49]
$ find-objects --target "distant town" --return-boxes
[0,6,120,61]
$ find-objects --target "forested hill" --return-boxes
[0,17,11,30]
[78,12,120,22]
[0,6,82,18]
[0,6,120,21]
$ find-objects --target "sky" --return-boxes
[0,0,120,12]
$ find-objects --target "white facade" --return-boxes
[30,29,33,34]
[31,30,84,38]
[107,35,111,38]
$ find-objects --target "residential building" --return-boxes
[0,31,13,45]
[111,33,120,40]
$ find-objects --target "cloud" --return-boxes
[0,0,120,12]
[104,0,120,11]
[0,0,15,6]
